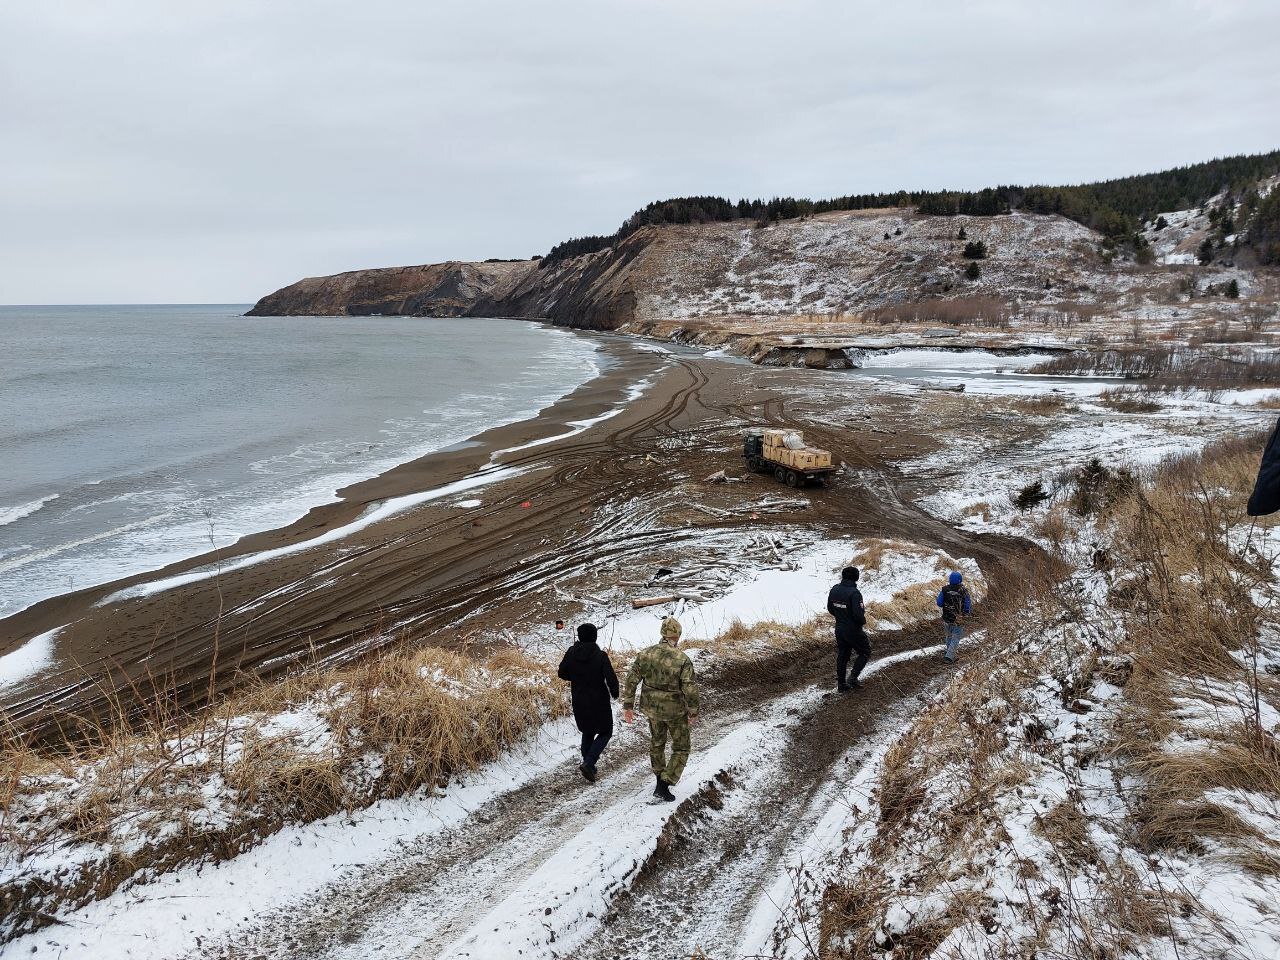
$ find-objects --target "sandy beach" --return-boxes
[1,330,1018,738]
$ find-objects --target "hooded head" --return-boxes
[842,566,860,582]
[660,616,683,642]
[949,571,963,586]
[576,623,598,644]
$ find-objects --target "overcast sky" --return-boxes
[2,0,1278,304]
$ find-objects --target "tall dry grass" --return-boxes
[868,295,1012,328]
[1107,435,1280,860]
[816,436,1280,958]
[0,643,567,942]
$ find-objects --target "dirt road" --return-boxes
[202,623,954,960]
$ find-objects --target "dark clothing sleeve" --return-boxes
[962,589,973,615]
[602,652,619,700]
[1248,416,1280,517]
[557,649,574,682]
[851,587,866,628]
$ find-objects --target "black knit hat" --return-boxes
[842,566,860,581]
[577,623,598,643]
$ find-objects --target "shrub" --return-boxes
[963,240,987,259]
[1068,458,1137,517]
[1013,480,1051,511]
[1098,387,1162,413]
[965,261,981,281]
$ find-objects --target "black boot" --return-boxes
[653,775,675,802]
[848,677,862,690]
[579,762,597,783]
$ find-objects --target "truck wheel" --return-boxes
[786,470,800,487]
[774,467,786,484]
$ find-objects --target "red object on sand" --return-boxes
[521,500,532,509]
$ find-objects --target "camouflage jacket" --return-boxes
[623,640,700,716]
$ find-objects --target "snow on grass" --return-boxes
[593,537,981,651]
[2,718,585,960]
[903,396,1274,538]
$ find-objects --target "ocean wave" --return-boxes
[0,494,60,528]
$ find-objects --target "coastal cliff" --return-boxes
[248,202,1272,334]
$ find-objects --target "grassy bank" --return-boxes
[815,435,1280,958]
[0,645,568,941]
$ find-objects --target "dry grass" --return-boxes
[868,295,1012,328]
[0,642,568,942]
[1031,345,1280,387]
[817,436,1280,957]
[1105,434,1280,865]
[1008,394,1071,417]
[1097,386,1163,413]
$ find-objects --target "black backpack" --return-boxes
[942,585,964,621]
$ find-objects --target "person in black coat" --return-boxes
[827,566,869,691]
[557,623,619,782]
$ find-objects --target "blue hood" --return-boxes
[948,572,963,586]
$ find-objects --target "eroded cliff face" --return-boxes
[245,260,537,318]
[246,207,1261,330]
[245,234,653,329]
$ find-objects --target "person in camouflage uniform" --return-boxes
[623,616,699,803]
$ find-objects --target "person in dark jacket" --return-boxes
[936,571,973,663]
[827,566,869,691]
[557,623,619,782]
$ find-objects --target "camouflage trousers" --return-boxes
[647,713,691,785]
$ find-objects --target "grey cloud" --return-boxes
[1,0,1277,303]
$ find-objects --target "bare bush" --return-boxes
[1031,345,1280,386]
[1097,387,1163,413]
[869,295,1011,328]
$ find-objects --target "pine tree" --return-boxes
[957,226,967,240]
[1226,279,1240,298]
[1197,238,1214,264]
[963,240,987,259]
[965,261,981,280]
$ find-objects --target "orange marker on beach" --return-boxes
[521,500,532,509]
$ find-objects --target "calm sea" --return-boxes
[0,305,601,618]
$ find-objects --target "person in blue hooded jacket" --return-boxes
[936,572,972,663]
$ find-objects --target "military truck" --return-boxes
[743,428,837,487]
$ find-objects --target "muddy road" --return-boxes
[201,619,964,960]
